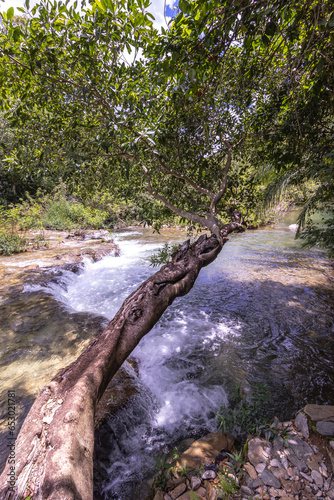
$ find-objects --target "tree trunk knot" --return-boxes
[130,308,143,321]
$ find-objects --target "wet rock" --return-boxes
[304,404,334,422]
[317,421,334,436]
[260,469,281,488]
[295,412,309,439]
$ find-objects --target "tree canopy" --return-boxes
[0,0,333,249]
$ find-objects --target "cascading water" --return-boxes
[37,219,334,499]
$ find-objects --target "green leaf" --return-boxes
[7,7,14,20]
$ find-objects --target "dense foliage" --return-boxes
[0,0,333,252]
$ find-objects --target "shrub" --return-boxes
[0,230,27,255]
[41,199,109,230]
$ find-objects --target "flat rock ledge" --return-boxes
[152,405,334,500]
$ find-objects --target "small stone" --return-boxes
[272,467,289,481]
[202,470,216,480]
[280,497,294,500]
[270,459,282,468]
[286,436,313,461]
[319,465,328,478]
[249,477,264,490]
[287,467,294,477]
[240,485,255,496]
[295,412,310,439]
[269,487,279,496]
[300,471,313,482]
[256,463,266,473]
[329,441,334,451]
[244,462,257,479]
[164,495,172,500]
[153,492,165,500]
[169,483,187,500]
[204,462,219,471]
[312,444,320,453]
[196,486,207,498]
[287,452,309,472]
[190,476,201,491]
[260,469,281,488]
[311,470,324,488]
[281,456,289,469]
[317,421,334,437]
[291,480,302,494]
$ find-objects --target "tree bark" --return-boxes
[0,225,240,500]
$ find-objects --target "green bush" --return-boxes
[0,230,27,255]
[41,199,109,230]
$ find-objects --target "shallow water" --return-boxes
[0,215,333,498]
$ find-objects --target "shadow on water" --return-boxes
[0,286,107,472]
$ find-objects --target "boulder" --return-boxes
[177,431,233,470]
[316,421,334,437]
[304,404,334,422]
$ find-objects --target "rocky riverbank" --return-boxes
[152,405,334,500]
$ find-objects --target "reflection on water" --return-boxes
[0,214,333,498]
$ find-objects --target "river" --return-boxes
[0,212,333,498]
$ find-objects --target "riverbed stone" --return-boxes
[177,431,233,470]
[244,462,257,479]
[272,467,289,481]
[153,492,165,500]
[295,412,309,439]
[285,451,309,472]
[190,476,201,491]
[304,405,334,422]
[260,469,281,488]
[202,470,216,480]
[240,485,255,496]
[311,470,324,489]
[286,435,313,461]
[248,438,272,468]
[317,421,334,436]
[169,483,187,500]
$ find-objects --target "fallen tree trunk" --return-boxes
[0,226,240,499]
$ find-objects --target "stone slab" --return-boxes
[304,404,334,422]
[317,421,334,437]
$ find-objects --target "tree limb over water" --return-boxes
[0,223,241,499]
